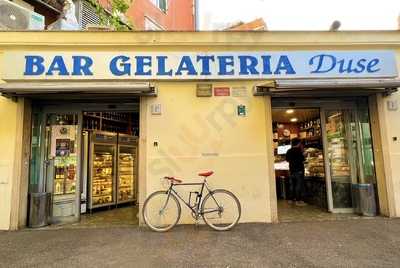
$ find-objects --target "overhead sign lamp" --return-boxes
[253,79,400,96]
[329,20,341,31]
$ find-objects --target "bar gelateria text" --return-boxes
[3,51,397,80]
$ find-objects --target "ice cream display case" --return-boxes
[117,134,138,204]
[88,131,118,209]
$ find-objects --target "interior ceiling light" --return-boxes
[286,109,294,114]
[290,118,298,122]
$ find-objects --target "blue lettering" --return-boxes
[354,59,367,73]
[175,56,197,75]
[274,55,295,75]
[309,54,336,74]
[217,56,235,75]
[72,56,93,76]
[46,56,69,76]
[156,56,173,76]
[337,59,347,73]
[238,55,259,75]
[135,56,152,76]
[367,59,380,73]
[261,55,272,75]
[197,55,215,75]
[24,55,45,75]
[110,55,131,76]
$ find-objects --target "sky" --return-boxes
[199,0,400,30]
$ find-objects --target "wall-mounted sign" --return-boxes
[2,51,397,80]
[237,105,247,116]
[50,125,76,157]
[214,87,230,96]
[232,87,248,97]
[196,83,212,97]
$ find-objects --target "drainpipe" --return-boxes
[194,0,199,31]
[398,14,400,30]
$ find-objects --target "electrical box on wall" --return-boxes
[387,100,398,111]
[151,104,162,115]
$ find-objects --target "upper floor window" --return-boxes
[150,0,168,13]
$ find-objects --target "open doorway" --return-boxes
[79,111,139,227]
[273,108,330,222]
[272,98,380,222]
[28,100,141,228]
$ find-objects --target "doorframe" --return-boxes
[39,107,83,224]
[320,103,359,214]
[320,107,334,212]
[28,100,142,226]
[271,97,374,215]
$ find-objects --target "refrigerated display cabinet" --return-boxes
[88,131,118,209]
[117,134,138,204]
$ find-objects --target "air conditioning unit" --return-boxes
[0,0,45,30]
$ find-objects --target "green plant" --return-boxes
[87,0,133,30]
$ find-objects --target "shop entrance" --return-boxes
[272,97,378,222]
[29,100,140,227]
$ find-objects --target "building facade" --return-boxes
[126,0,196,30]
[4,0,195,30]
[0,31,400,230]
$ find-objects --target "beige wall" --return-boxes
[0,97,19,230]
[145,81,272,223]
[1,31,400,229]
[371,48,400,217]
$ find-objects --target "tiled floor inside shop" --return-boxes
[277,200,369,222]
[47,206,139,229]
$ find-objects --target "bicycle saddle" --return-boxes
[198,171,214,177]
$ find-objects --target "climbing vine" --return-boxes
[87,0,133,30]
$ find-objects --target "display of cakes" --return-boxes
[118,152,136,202]
[92,153,114,206]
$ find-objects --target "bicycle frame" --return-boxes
[163,180,222,219]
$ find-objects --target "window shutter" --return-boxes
[80,0,101,29]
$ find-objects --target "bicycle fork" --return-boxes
[159,190,172,215]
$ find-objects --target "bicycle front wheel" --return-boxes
[142,191,181,232]
[201,189,241,231]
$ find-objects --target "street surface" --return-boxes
[1,219,400,267]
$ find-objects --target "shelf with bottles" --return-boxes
[84,112,130,123]
[83,112,138,135]
[299,118,322,139]
[54,179,65,195]
[54,163,77,195]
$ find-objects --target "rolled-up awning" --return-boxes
[0,81,157,97]
[254,79,400,97]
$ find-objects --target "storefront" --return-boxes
[1,31,400,230]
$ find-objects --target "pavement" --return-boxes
[1,218,400,267]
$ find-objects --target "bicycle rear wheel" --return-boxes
[201,189,241,231]
[142,191,181,232]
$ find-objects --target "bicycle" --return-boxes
[142,171,241,232]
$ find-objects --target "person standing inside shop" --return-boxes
[285,138,307,206]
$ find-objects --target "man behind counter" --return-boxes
[285,138,307,206]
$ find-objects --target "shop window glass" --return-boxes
[356,100,376,184]
[29,112,43,192]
